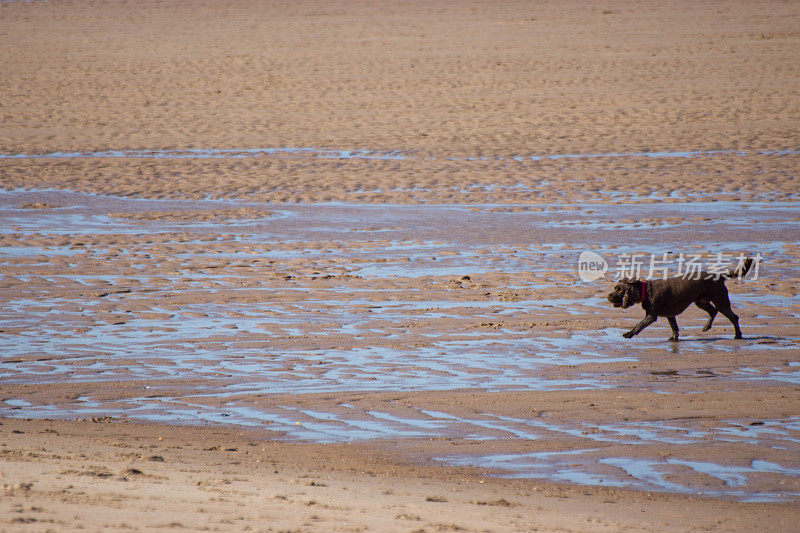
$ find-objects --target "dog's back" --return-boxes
[648,256,753,316]
[646,275,728,317]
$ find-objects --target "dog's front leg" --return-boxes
[667,316,679,342]
[622,315,657,338]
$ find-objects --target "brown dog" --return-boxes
[607,257,753,341]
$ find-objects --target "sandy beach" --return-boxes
[1,1,800,531]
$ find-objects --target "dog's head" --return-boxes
[607,279,640,309]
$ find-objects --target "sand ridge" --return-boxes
[1,0,799,203]
[2,0,799,155]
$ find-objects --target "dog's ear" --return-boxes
[621,283,637,307]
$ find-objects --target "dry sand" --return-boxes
[1,1,800,531]
[2,416,797,533]
[1,0,799,203]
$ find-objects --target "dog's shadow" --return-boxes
[665,335,785,353]
[678,335,782,343]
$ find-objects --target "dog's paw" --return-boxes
[668,336,679,342]
[622,331,635,339]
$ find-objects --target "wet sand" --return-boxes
[2,190,799,530]
[2,0,800,531]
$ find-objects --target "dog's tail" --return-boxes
[723,257,754,280]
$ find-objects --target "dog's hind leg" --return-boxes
[711,293,742,339]
[695,299,717,331]
[622,314,657,339]
[667,316,679,341]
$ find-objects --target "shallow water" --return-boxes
[2,146,799,162]
[2,189,798,394]
[438,450,800,502]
